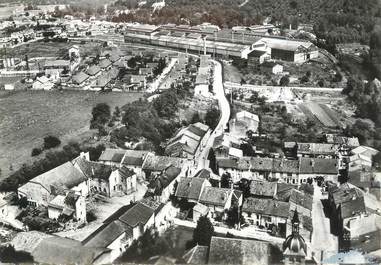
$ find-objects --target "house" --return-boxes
[182,245,209,264]
[249,179,278,198]
[193,203,210,222]
[299,157,339,183]
[18,159,89,207]
[175,177,211,202]
[284,142,340,159]
[165,122,210,159]
[343,213,381,253]
[139,67,153,75]
[99,58,112,69]
[325,134,359,148]
[261,61,283,75]
[43,59,71,73]
[229,111,259,139]
[87,65,101,76]
[121,149,150,177]
[130,75,147,90]
[72,71,90,86]
[142,154,193,179]
[351,146,379,160]
[247,50,270,70]
[47,191,86,223]
[98,148,127,166]
[147,166,182,203]
[208,236,280,265]
[242,197,289,234]
[349,154,373,170]
[289,189,313,217]
[199,187,243,220]
[348,170,381,200]
[83,202,155,261]
[213,133,242,158]
[32,75,55,90]
[11,231,111,264]
[75,158,137,197]
[260,37,319,63]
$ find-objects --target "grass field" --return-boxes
[0,90,142,179]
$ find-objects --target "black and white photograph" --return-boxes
[0,0,380,264]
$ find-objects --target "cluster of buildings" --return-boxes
[123,23,319,63]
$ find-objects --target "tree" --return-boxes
[43,136,61,149]
[31,147,42,156]
[346,118,375,144]
[221,172,232,188]
[193,216,214,246]
[190,112,202,124]
[0,245,33,263]
[369,25,381,79]
[204,107,220,130]
[208,148,218,175]
[226,205,240,228]
[279,75,290,86]
[91,103,111,133]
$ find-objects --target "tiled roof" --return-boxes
[289,190,313,211]
[341,196,366,219]
[119,202,154,227]
[72,71,89,85]
[83,220,131,248]
[208,236,273,265]
[199,187,232,207]
[182,245,209,264]
[18,161,87,194]
[87,65,101,76]
[243,197,289,218]
[249,180,277,197]
[351,146,379,158]
[331,183,363,206]
[148,166,181,195]
[75,157,113,180]
[142,155,186,171]
[297,143,339,155]
[175,177,206,201]
[121,150,149,167]
[299,158,338,175]
[98,148,126,163]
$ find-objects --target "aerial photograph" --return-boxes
[0,0,380,264]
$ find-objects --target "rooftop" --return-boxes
[199,187,233,207]
[243,197,290,218]
[175,177,207,201]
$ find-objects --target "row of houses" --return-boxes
[217,156,339,185]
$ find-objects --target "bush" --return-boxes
[31,148,42,156]
[43,135,61,149]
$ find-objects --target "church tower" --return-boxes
[283,211,307,265]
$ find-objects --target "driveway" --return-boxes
[311,185,338,262]
[196,60,230,170]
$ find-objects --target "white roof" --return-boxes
[229,147,243,158]
[351,146,379,158]
[236,110,259,122]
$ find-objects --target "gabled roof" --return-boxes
[74,157,113,180]
[142,155,186,172]
[99,58,112,68]
[208,236,274,265]
[199,187,232,207]
[299,158,338,175]
[248,49,267,58]
[72,71,89,85]
[351,146,379,158]
[121,150,150,167]
[182,245,209,264]
[87,65,101,76]
[119,202,154,227]
[175,177,207,201]
[250,180,277,198]
[297,143,339,155]
[18,161,87,194]
[243,197,290,218]
[289,190,313,211]
[83,220,131,248]
[98,148,126,163]
[341,196,366,219]
[148,166,181,195]
[33,235,108,264]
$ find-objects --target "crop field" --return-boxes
[7,40,101,59]
[298,102,341,128]
[0,91,142,179]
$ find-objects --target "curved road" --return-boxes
[197,60,231,170]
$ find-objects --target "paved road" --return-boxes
[196,60,230,170]
[311,185,338,263]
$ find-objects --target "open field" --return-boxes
[0,90,142,179]
[299,102,341,128]
[7,40,101,59]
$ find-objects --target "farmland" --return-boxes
[298,102,341,128]
[0,90,142,179]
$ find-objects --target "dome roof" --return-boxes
[283,233,307,255]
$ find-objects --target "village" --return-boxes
[0,1,380,265]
